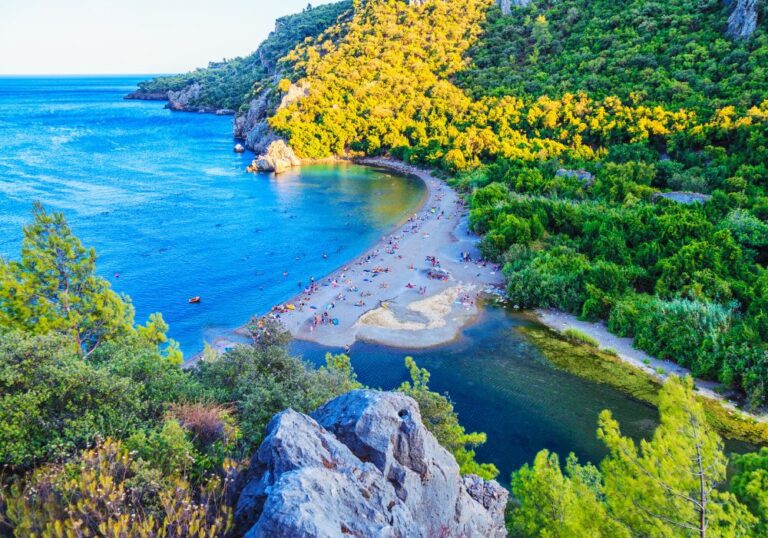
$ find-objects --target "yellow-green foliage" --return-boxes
[269,0,768,172]
[4,439,232,538]
[521,325,768,446]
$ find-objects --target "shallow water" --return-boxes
[0,76,425,354]
[292,305,754,483]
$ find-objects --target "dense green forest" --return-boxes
[0,207,495,535]
[262,0,768,409]
[134,2,353,111]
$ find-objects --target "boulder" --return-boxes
[234,390,508,537]
[248,139,301,174]
[233,143,245,153]
[727,0,760,39]
[556,168,595,185]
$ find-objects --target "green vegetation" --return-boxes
[522,324,768,445]
[259,0,768,408]
[0,207,494,536]
[562,327,599,347]
[509,377,758,536]
[136,2,353,111]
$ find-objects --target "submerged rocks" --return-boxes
[247,139,301,174]
[234,390,508,537]
[727,0,760,39]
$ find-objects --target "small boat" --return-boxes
[188,296,201,304]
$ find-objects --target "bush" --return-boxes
[563,328,599,347]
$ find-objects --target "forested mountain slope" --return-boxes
[127,2,353,112]
[134,0,768,405]
[268,0,768,408]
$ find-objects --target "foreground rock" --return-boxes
[235,390,508,537]
[247,139,301,174]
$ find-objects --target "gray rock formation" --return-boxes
[248,139,301,174]
[727,0,760,39]
[124,89,169,101]
[655,191,713,205]
[167,82,207,112]
[235,390,508,537]
[233,89,273,143]
[498,0,531,15]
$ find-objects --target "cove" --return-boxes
[0,76,425,354]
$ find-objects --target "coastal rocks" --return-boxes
[234,390,508,537]
[233,90,273,142]
[215,108,235,116]
[726,0,760,39]
[247,139,301,174]
[233,143,245,153]
[167,82,204,112]
[124,89,169,101]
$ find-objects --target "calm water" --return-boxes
[0,76,425,354]
[294,305,754,483]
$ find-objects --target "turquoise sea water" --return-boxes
[1,76,752,483]
[0,76,425,354]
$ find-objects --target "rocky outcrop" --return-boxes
[727,0,760,39]
[124,89,169,101]
[498,0,531,15]
[234,390,508,537]
[247,139,301,174]
[167,82,212,112]
[233,89,273,143]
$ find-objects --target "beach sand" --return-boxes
[254,158,504,349]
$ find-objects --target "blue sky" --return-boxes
[0,0,335,75]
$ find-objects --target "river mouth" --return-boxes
[292,303,756,484]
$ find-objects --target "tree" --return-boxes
[599,376,756,537]
[509,450,629,537]
[398,357,498,480]
[729,447,768,536]
[0,204,134,356]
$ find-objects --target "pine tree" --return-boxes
[599,376,756,537]
[0,203,134,356]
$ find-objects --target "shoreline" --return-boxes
[204,157,504,354]
[534,308,768,425]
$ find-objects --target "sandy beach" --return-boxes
[240,157,504,349]
[535,308,768,422]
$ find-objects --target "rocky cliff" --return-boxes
[727,0,761,39]
[234,390,508,537]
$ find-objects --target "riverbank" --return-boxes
[533,308,768,436]
[244,158,504,349]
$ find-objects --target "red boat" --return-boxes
[188,296,201,304]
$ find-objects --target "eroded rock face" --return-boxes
[235,390,508,538]
[248,139,301,174]
[498,0,531,15]
[167,82,205,112]
[727,0,760,39]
